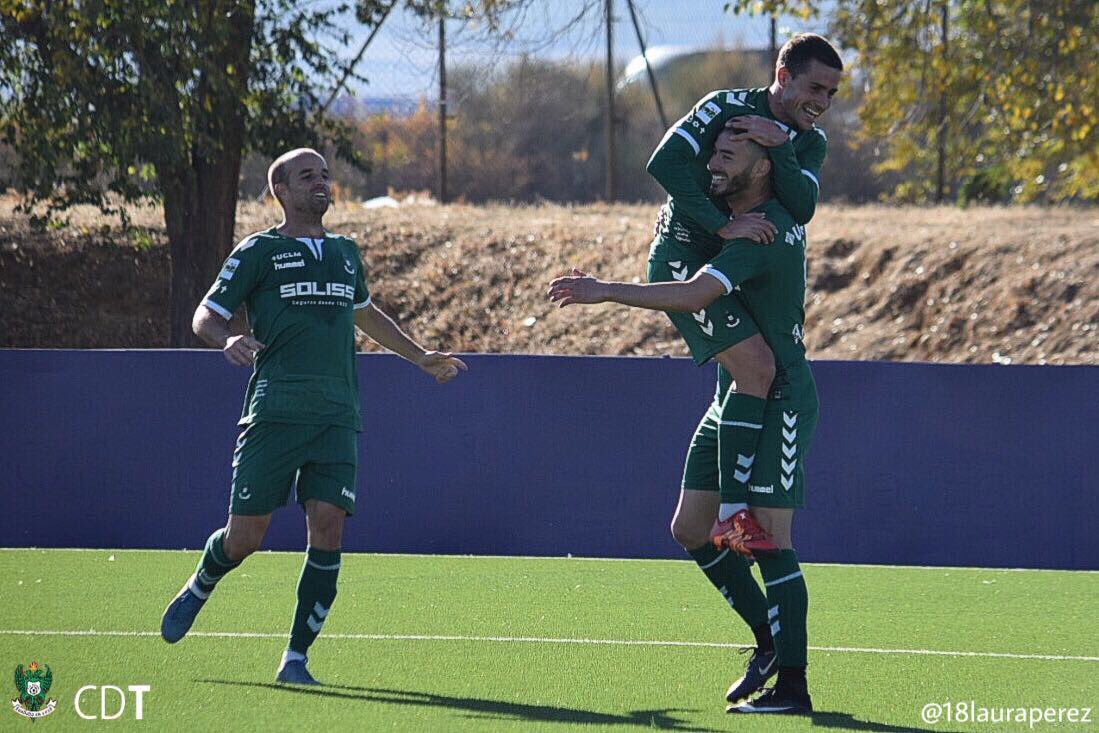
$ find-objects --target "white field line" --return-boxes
[1,629,1096,663]
[1,548,1095,574]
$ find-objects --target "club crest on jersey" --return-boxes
[344,259,355,275]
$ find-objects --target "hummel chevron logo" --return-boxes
[736,453,754,468]
[733,469,751,484]
[782,459,796,474]
[782,444,796,459]
[781,475,794,491]
[693,309,714,336]
[725,91,750,107]
[783,412,797,427]
[306,602,331,633]
[782,428,797,443]
[669,260,689,281]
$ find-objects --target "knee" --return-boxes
[308,512,345,551]
[223,528,262,562]
[670,517,708,550]
[742,343,776,391]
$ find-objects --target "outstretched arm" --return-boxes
[354,303,466,383]
[548,268,726,315]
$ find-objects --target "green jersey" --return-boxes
[699,199,816,409]
[202,227,371,431]
[647,87,827,231]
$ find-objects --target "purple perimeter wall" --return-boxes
[1,350,1095,569]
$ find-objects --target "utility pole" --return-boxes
[770,16,778,70]
[625,0,667,130]
[604,0,616,201]
[936,1,948,203]
[438,10,448,204]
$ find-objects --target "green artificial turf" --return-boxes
[1,550,1096,731]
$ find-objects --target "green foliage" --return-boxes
[0,0,372,219]
[957,166,1013,207]
[729,0,1098,204]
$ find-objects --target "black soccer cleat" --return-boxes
[725,647,778,703]
[726,682,813,715]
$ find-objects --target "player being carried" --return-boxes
[647,33,840,553]
[550,131,821,714]
[160,148,466,685]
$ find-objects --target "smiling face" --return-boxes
[269,148,331,217]
[707,133,769,198]
[774,58,842,131]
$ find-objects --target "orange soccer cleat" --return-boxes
[712,509,779,557]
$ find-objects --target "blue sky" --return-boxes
[341,1,822,102]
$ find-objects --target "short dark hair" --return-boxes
[777,33,842,77]
[267,147,323,201]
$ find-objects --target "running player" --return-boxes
[160,148,467,685]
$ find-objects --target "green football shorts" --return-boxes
[647,242,760,365]
[229,422,358,516]
[681,401,819,508]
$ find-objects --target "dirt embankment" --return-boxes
[1,199,1096,365]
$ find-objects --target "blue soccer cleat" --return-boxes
[160,576,208,644]
[276,658,321,685]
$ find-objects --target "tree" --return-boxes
[0,0,533,345]
[728,0,1098,203]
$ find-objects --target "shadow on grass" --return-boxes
[196,679,717,731]
[810,710,963,732]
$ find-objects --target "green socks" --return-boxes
[288,547,341,655]
[756,549,808,667]
[190,528,241,598]
[717,392,767,504]
[688,544,769,630]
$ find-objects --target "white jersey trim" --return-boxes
[674,128,701,155]
[700,265,733,295]
[201,298,233,320]
[801,169,820,188]
[353,296,372,310]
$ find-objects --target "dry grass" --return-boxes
[1,195,1096,364]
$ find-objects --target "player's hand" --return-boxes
[725,115,789,147]
[548,269,607,307]
[717,213,777,244]
[418,351,468,384]
[224,334,265,367]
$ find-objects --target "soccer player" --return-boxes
[160,148,467,685]
[646,33,841,550]
[549,132,818,714]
